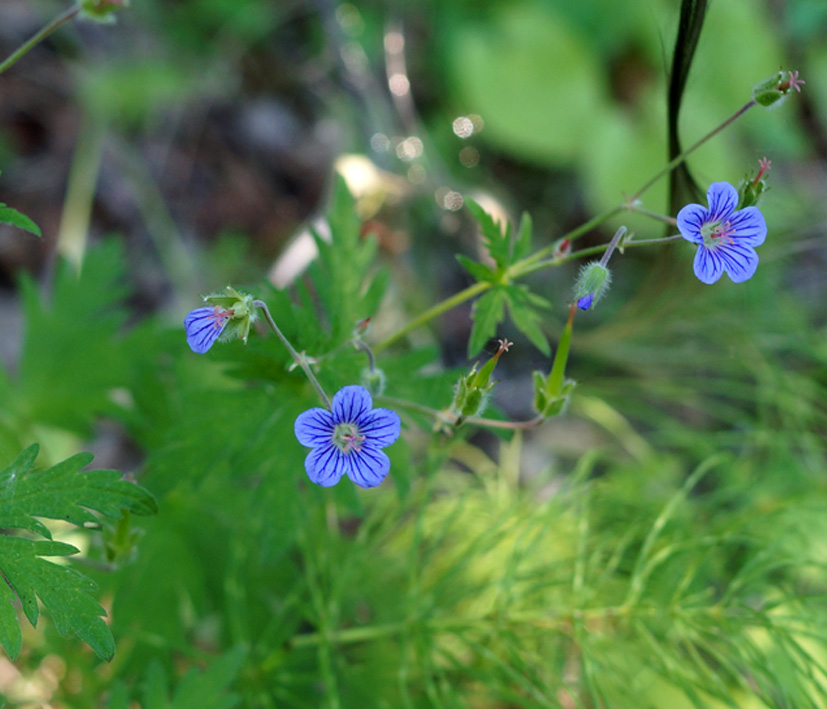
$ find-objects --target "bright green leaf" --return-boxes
[0,204,41,237]
[469,288,507,357]
[0,444,157,660]
[456,254,496,283]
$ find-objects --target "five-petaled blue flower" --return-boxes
[677,182,767,284]
[184,306,233,353]
[295,385,401,488]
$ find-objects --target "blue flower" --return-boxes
[295,385,401,489]
[184,306,233,353]
[677,182,767,284]
[576,294,593,311]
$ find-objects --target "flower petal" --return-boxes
[676,203,707,244]
[693,246,725,284]
[719,244,759,283]
[346,448,391,489]
[332,385,372,425]
[728,206,767,247]
[305,444,346,487]
[358,408,401,448]
[295,408,335,447]
[706,182,738,222]
[185,307,226,354]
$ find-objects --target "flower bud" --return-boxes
[533,371,576,418]
[450,339,512,420]
[737,157,771,209]
[203,286,258,345]
[360,367,386,396]
[753,70,805,108]
[573,262,611,311]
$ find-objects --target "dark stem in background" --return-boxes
[667,0,708,217]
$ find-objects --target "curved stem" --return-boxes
[0,4,82,76]
[630,99,757,202]
[371,100,757,352]
[254,300,331,409]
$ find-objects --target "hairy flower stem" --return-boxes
[254,300,332,409]
[373,99,758,351]
[599,226,627,268]
[0,3,82,76]
[353,339,376,372]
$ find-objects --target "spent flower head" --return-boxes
[184,287,257,353]
[737,157,772,209]
[295,385,401,488]
[677,182,767,284]
[753,69,805,108]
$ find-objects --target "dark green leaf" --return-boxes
[0,204,41,237]
[505,286,551,356]
[0,444,157,660]
[0,444,158,534]
[0,537,114,660]
[469,288,507,357]
[456,254,496,283]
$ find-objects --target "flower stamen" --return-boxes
[333,422,366,453]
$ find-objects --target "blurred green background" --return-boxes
[0,0,826,706]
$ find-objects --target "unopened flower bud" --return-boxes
[573,262,611,311]
[450,338,512,421]
[360,367,386,396]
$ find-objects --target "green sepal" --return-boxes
[533,372,576,418]
[752,71,795,108]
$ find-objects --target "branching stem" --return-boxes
[0,3,82,76]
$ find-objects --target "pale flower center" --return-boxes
[700,220,735,249]
[332,422,365,453]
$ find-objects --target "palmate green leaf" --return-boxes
[468,287,507,357]
[0,538,114,660]
[0,444,158,535]
[465,199,511,272]
[308,175,387,344]
[0,444,157,660]
[0,204,41,237]
[456,254,495,283]
[19,240,131,435]
[468,284,551,357]
[504,284,550,356]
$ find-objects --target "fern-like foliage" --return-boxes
[0,444,157,661]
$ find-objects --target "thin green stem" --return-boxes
[377,396,544,431]
[626,203,678,226]
[0,4,82,76]
[598,226,627,268]
[524,205,625,265]
[254,300,331,409]
[630,99,757,202]
[372,100,756,351]
[373,280,490,354]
